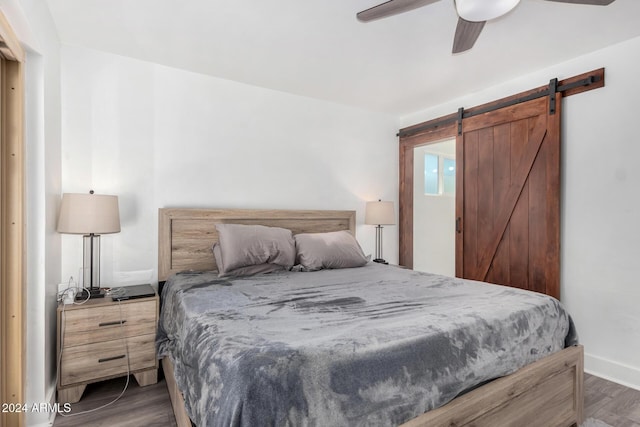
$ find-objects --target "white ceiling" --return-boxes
[45,0,640,116]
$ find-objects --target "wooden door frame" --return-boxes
[399,122,457,269]
[0,11,25,427]
[399,68,605,270]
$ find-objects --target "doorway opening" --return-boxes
[412,138,456,276]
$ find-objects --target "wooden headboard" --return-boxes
[158,208,356,282]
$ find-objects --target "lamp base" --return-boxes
[373,258,388,265]
[75,288,106,300]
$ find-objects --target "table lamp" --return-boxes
[57,191,120,299]
[365,200,395,264]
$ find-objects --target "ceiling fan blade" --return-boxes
[543,0,615,5]
[357,0,441,22]
[452,18,485,54]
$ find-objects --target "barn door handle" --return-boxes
[456,217,462,233]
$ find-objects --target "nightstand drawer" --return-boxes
[60,333,156,386]
[62,299,156,347]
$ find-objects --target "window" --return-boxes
[424,153,439,195]
[442,157,456,194]
[424,153,455,196]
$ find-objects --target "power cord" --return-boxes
[56,276,89,305]
[56,284,131,417]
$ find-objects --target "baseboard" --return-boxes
[47,382,57,427]
[585,352,640,391]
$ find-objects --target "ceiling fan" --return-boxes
[357,0,616,54]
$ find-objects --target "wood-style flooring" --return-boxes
[585,374,640,427]
[53,374,177,427]
[53,373,640,426]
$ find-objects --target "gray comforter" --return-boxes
[157,263,577,427]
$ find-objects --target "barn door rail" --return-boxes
[398,68,604,139]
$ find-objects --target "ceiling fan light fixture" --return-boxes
[455,0,521,22]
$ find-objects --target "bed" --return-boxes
[157,208,584,427]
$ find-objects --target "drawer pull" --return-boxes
[99,320,127,327]
[98,354,126,363]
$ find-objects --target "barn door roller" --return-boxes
[549,78,558,115]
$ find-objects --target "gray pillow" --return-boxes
[212,243,284,278]
[215,223,296,275]
[294,230,368,271]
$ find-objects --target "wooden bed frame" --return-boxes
[158,208,584,427]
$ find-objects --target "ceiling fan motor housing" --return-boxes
[455,0,521,22]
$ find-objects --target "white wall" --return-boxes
[402,36,640,390]
[0,0,62,425]
[60,45,399,288]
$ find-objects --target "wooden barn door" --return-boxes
[455,95,561,299]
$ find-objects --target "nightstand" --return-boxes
[56,293,159,404]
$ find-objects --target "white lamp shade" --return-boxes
[455,0,520,22]
[57,193,121,234]
[365,201,395,226]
